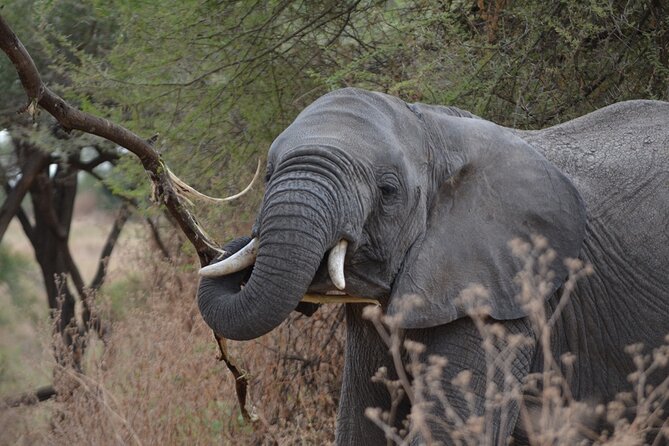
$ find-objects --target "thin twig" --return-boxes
[90,203,132,291]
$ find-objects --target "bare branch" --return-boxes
[167,158,261,204]
[14,203,35,244]
[145,216,171,261]
[90,203,132,291]
[62,243,86,300]
[0,147,48,242]
[215,334,256,423]
[55,150,120,172]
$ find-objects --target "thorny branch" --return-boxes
[0,14,253,418]
[0,13,221,265]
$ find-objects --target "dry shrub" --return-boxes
[243,307,345,444]
[0,402,52,445]
[363,236,669,445]
[34,242,344,446]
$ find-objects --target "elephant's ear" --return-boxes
[388,112,586,329]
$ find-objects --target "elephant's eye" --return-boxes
[380,183,398,197]
[378,173,400,200]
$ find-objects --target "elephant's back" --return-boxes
[520,100,668,185]
[521,101,669,404]
[518,100,669,257]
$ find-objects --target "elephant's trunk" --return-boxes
[197,172,341,340]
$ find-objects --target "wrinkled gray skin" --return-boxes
[198,88,669,444]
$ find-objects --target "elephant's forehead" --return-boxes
[269,88,421,163]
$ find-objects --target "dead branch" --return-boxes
[145,216,172,261]
[215,334,256,423]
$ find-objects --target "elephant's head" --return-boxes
[197,88,586,340]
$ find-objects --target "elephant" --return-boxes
[196,88,669,444]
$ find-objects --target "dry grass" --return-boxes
[1,228,344,445]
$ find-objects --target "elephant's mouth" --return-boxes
[309,242,395,302]
[303,249,383,306]
[199,237,384,306]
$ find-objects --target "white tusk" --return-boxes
[328,239,347,290]
[199,238,258,277]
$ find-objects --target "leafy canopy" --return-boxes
[6,0,667,236]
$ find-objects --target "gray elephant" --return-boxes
[197,88,669,444]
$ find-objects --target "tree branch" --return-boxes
[14,203,35,244]
[90,203,131,291]
[0,13,254,421]
[145,215,172,261]
[62,241,87,301]
[2,159,37,242]
[0,13,220,265]
[0,147,48,243]
[54,150,119,172]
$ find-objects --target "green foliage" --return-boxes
[4,0,668,237]
[29,0,379,236]
[79,170,120,210]
[102,153,150,204]
[0,244,41,316]
[99,272,143,319]
[312,0,669,128]
[0,0,44,113]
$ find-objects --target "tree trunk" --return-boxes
[26,148,84,368]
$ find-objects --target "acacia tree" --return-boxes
[3,135,126,359]
[0,0,383,414]
[0,1,219,403]
[0,2,131,378]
